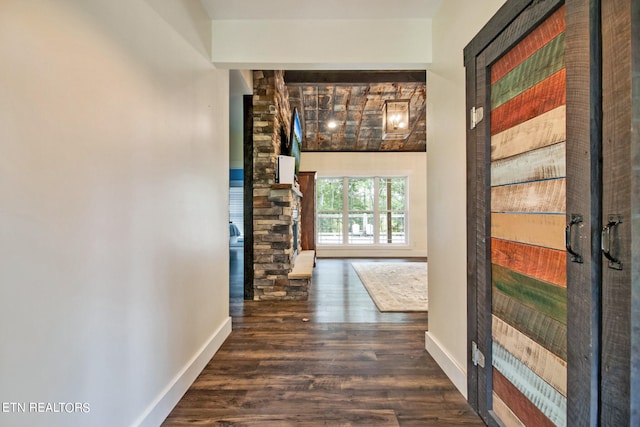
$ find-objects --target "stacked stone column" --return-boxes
[251,70,306,300]
[253,186,302,300]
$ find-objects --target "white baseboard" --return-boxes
[425,331,468,399]
[136,317,232,427]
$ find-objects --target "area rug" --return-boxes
[351,262,428,312]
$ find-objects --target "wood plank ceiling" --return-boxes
[285,71,427,152]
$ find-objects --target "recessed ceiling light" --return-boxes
[327,121,337,129]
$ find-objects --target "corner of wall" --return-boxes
[136,317,232,427]
[425,331,468,399]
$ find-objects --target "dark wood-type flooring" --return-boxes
[162,253,484,426]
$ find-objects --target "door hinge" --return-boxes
[472,341,485,368]
[470,106,484,129]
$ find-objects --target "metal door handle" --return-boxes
[565,214,583,263]
[602,215,623,270]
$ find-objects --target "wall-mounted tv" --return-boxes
[290,107,303,177]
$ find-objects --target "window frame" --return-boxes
[316,175,409,248]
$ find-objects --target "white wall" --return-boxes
[229,70,253,170]
[425,0,506,397]
[211,19,432,70]
[301,152,427,258]
[0,1,231,426]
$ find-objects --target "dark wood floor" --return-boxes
[162,252,485,426]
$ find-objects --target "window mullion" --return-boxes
[342,177,349,244]
[373,177,379,244]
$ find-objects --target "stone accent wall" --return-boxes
[253,186,302,300]
[252,70,290,186]
[252,70,305,300]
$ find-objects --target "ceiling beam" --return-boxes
[284,70,426,85]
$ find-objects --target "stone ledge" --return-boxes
[271,183,303,198]
[288,251,315,279]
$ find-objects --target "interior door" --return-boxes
[467,1,638,426]
[488,5,568,424]
[565,1,601,425]
[600,0,638,424]
[465,1,573,425]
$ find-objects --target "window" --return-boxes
[317,177,407,246]
[316,178,343,244]
[229,186,244,236]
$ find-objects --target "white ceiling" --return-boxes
[201,0,443,20]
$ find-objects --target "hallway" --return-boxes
[162,258,484,426]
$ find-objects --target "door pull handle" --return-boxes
[602,215,623,270]
[565,214,583,263]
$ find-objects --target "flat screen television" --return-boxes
[289,107,303,177]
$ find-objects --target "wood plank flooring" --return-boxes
[162,256,484,426]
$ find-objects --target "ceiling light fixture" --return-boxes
[327,120,337,129]
[382,100,410,140]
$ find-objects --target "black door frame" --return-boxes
[243,94,255,300]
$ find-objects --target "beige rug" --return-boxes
[351,262,428,312]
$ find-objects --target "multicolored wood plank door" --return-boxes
[489,6,567,426]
